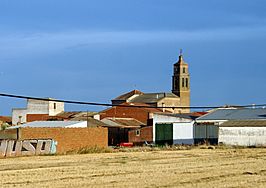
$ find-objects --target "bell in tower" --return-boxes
[172,50,190,111]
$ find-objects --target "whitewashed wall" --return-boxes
[12,108,27,125]
[27,99,64,116]
[219,127,266,146]
[27,99,49,114]
[48,101,64,116]
[173,122,194,144]
[152,113,192,142]
[67,121,87,128]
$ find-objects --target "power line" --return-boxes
[0,92,265,109]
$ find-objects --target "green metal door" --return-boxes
[155,123,173,145]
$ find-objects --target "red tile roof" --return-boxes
[0,116,12,123]
[112,90,144,100]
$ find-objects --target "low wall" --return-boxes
[219,127,266,146]
[19,127,108,153]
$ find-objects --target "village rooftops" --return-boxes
[112,90,144,101]
[0,116,12,124]
[129,93,178,104]
[112,90,179,105]
[153,112,206,120]
[197,108,266,121]
[220,120,266,127]
[8,121,88,129]
[101,117,145,128]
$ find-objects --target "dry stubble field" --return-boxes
[0,148,265,188]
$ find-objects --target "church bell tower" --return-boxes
[172,50,190,111]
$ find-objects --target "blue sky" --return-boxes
[1,0,266,115]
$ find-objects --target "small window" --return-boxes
[186,78,188,88]
[182,78,185,87]
[54,103,57,110]
[183,67,186,73]
[136,129,140,136]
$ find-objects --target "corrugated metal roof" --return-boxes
[101,118,144,128]
[220,120,266,127]
[197,108,266,121]
[7,121,86,129]
[154,112,206,120]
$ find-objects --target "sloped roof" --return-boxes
[7,121,87,129]
[220,120,266,127]
[0,116,12,123]
[86,118,108,127]
[153,111,206,120]
[197,108,266,121]
[100,102,166,114]
[112,90,144,101]
[56,111,97,119]
[130,93,179,103]
[101,117,145,128]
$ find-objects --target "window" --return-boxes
[186,78,188,88]
[54,103,56,110]
[182,78,185,87]
[183,67,186,73]
[136,129,140,136]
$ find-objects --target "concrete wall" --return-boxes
[219,127,266,146]
[27,99,50,114]
[48,100,64,116]
[173,122,194,144]
[27,99,64,116]
[19,127,108,153]
[12,108,27,125]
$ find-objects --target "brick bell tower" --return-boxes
[172,50,190,112]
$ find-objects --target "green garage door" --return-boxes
[155,123,173,145]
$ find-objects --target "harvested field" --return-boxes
[0,148,265,187]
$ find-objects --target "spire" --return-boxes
[178,49,184,63]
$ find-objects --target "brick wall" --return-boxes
[18,127,108,153]
[128,126,153,145]
[0,129,18,139]
[100,107,152,125]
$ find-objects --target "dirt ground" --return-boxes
[0,148,265,188]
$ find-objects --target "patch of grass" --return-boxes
[67,146,113,154]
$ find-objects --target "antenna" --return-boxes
[180,49,183,56]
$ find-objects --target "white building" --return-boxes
[219,120,266,146]
[152,113,196,145]
[12,99,64,125]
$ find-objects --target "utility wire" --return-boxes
[0,93,265,109]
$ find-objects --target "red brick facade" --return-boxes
[128,126,153,145]
[100,104,162,125]
[27,114,50,122]
[18,127,108,153]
